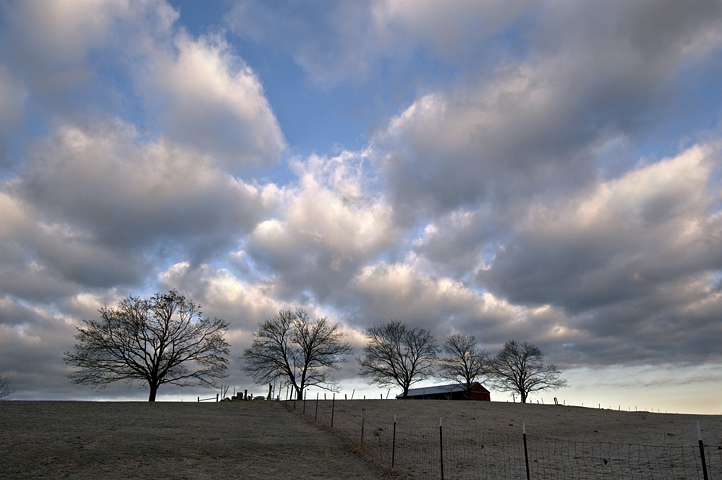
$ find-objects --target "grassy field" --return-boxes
[0,400,392,479]
[2,399,721,479]
[292,399,722,479]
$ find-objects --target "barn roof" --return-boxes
[397,382,489,398]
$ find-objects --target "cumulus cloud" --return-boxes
[375,0,722,220]
[0,120,271,303]
[483,143,722,311]
[138,31,286,168]
[3,0,722,406]
[0,0,285,168]
[245,150,402,301]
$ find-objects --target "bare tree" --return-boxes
[489,340,567,403]
[358,320,440,398]
[64,291,230,402]
[438,333,490,399]
[0,373,16,399]
[242,309,352,400]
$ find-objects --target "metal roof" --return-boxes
[396,382,488,398]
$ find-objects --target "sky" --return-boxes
[1,0,721,413]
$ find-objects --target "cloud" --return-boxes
[0,65,26,164]
[483,143,722,312]
[1,120,270,300]
[138,31,286,168]
[0,0,285,168]
[225,0,533,84]
[245,150,402,301]
[374,0,722,220]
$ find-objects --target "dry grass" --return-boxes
[0,400,390,479]
[300,399,722,445]
[2,399,720,479]
[290,399,722,479]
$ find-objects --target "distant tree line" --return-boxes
[63,291,566,403]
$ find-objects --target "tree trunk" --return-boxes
[148,383,158,402]
[402,386,409,398]
[520,391,527,403]
[296,387,303,400]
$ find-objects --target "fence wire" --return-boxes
[291,400,722,480]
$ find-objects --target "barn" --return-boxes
[396,382,491,401]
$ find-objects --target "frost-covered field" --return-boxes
[0,400,388,480]
[293,399,722,479]
[2,399,721,480]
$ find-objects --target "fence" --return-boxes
[288,399,722,480]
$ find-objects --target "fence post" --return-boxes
[392,414,397,468]
[523,423,530,480]
[315,392,319,420]
[361,408,365,448]
[439,417,444,480]
[331,393,336,427]
[697,421,709,480]
[216,393,219,402]
[303,391,307,415]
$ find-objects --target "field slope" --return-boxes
[0,400,388,479]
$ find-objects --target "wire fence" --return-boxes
[288,398,722,480]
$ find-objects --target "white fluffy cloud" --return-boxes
[484,143,722,310]
[139,31,286,168]
[246,151,402,300]
[0,0,285,167]
[1,119,270,301]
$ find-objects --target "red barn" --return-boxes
[396,382,491,401]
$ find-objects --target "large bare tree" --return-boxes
[358,320,439,398]
[489,340,567,403]
[242,309,352,400]
[438,333,490,399]
[0,372,16,399]
[64,291,229,402]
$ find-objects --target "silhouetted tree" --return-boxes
[242,309,352,400]
[358,320,439,398]
[0,372,16,399]
[489,340,567,403]
[64,291,229,402]
[438,333,490,399]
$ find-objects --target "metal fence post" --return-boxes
[440,417,444,480]
[361,408,365,448]
[315,392,319,420]
[523,423,530,480]
[697,421,709,480]
[331,393,336,427]
[392,414,397,468]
